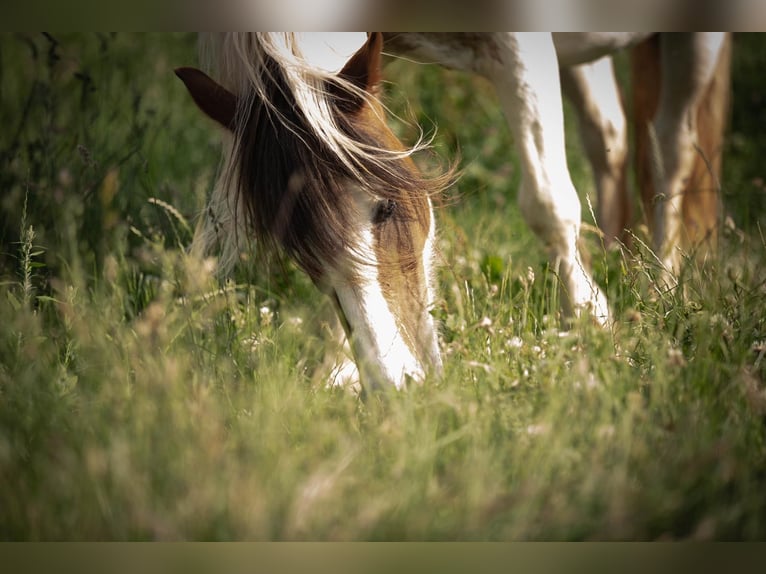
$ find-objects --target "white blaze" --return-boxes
[333,222,423,390]
[331,196,440,390]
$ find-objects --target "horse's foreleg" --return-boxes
[485,33,609,325]
[682,34,730,256]
[560,57,630,247]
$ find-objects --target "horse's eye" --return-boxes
[372,199,396,224]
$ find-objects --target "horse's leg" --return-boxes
[560,57,630,247]
[631,35,662,245]
[650,32,727,277]
[633,33,730,271]
[383,33,609,323]
[484,33,609,324]
[681,33,730,255]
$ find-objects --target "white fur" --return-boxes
[334,280,422,390]
[202,33,431,183]
[331,192,440,389]
[480,33,610,323]
[552,33,651,66]
[386,33,610,324]
[420,202,443,376]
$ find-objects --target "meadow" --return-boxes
[1,33,765,540]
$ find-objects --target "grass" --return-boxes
[1,33,765,540]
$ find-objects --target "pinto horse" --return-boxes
[176,33,727,390]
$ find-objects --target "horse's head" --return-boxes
[177,33,447,390]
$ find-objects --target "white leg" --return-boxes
[483,33,609,324]
[652,33,725,276]
[560,57,630,246]
[383,33,610,324]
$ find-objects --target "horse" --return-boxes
[175,33,727,390]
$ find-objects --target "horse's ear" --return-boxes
[175,67,238,131]
[334,32,383,113]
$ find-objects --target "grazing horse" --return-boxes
[176,33,725,390]
[178,33,450,389]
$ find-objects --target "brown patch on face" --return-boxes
[374,195,432,356]
[370,158,434,357]
[349,92,439,363]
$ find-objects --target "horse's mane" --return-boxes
[194,33,452,281]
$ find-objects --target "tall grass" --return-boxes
[0,33,765,540]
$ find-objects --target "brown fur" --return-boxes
[342,51,436,353]
[181,34,449,286]
[175,67,237,130]
[632,34,731,256]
